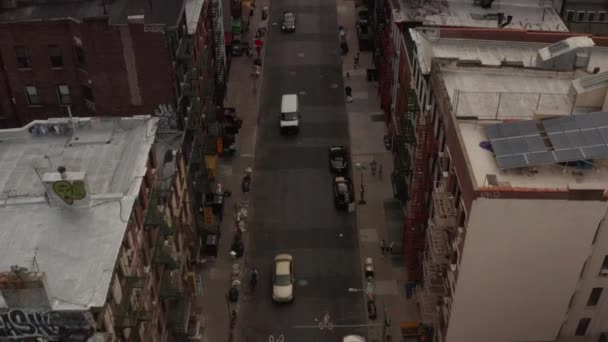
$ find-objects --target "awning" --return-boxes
[224,32,233,45]
[232,17,242,33]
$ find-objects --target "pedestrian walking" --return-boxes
[354,55,359,69]
[388,241,395,255]
[380,239,387,255]
[370,160,377,176]
[378,164,383,178]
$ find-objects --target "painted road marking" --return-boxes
[269,334,285,342]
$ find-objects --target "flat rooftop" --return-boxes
[435,62,608,190]
[0,0,184,26]
[410,29,608,75]
[441,64,576,119]
[394,0,568,31]
[0,116,158,310]
[185,0,205,34]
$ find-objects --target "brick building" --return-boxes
[385,26,608,342]
[0,0,211,129]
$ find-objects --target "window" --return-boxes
[82,85,95,102]
[74,46,87,70]
[588,12,596,22]
[577,11,586,22]
[566,10,574,22]
[600,255,608,276]
[599,12,606,22]
[15,46,30,69]
[588,288,603,306]
[25,86,40,105]
[575,318,591,336]
[48,45,63,68]
[56,85,71,105]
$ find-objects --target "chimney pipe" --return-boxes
[58,166,67,179]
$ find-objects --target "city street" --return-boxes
[237,0,367,340]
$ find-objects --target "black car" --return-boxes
[333,176,354,210]
[231,40,244,56]
[281,12,296,32]
[329,146,349,173]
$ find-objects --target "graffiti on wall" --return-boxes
[154,103,177,131]
[52,180,87,205]
[0,310,59,340]
[0,309,92,340]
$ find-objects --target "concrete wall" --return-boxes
[560,207,608,341]
[446,198,608,342]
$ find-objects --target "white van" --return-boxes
[280,94,299,134]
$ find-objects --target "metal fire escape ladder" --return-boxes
[211,0,225,86]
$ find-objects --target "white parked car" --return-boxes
[343,335,366,342]
[272,254,294,302]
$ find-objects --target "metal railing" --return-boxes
[452,89,574,119]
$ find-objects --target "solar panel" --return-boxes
[554,148,585,162]
[485,113,608,169]
[582,145,608,159]
[496,154,528,169]
[526,151,556,165]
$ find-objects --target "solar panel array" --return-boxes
[484,112,608,169]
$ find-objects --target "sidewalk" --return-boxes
[199,1,269,341]
[337,0,420,340]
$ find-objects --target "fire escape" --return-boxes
[377,0,392,113]
[415,157,459,341]
[211,0,226,103]
[403,89,435,282]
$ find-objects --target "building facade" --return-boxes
[0,0,213,130]
[559,0,608,35]
[395,28,608,340]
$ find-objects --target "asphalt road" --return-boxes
[237,0,367,341]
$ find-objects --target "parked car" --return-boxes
[343,335,366,342]
[272,254,295,302]
[333,176,354,210]
[329,146,349,173]
[281,11,296,32]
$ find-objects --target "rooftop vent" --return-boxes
[42,167,90,207]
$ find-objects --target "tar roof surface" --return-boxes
[0,0,184,26]
[0,116,158,310]
[395,0,568,32]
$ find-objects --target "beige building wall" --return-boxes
[446,198,607,342]
[560,206,608,342]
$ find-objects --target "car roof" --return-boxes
[335,176,347,182]
[275,259,291,275]
[275,254,292,263]
[343,336,366,342]
[330,146,346,151]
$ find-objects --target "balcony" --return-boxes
[169,295,192,335]
[154,239,179,270]
[146,191,173,236]
[177,37,193,62]
[432,178,457,228]
[415,283,441,325]
[426,219,450,265]
[114,282,151,329]
[181,82,195,99]
[160,271,184,299]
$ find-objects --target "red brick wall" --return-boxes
[0,18,177,128]
[430,61,476,215]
